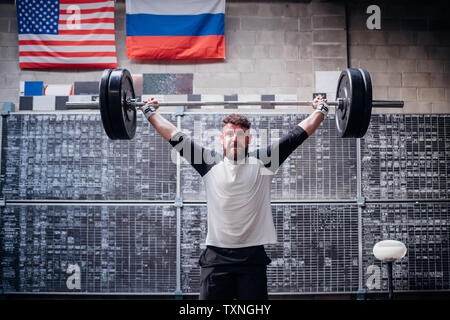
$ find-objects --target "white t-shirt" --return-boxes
[203,156,277,247]
[169,125,308,248]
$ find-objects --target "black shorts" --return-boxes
[198,245,272,300]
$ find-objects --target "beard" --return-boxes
[223,142,248,162]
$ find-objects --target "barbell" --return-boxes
[65,68,404,140]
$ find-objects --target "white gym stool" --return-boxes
[373,240,407,300]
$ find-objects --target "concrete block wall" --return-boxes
[0,2,20,106]
[347,0,450,113]
[0,0,449,114]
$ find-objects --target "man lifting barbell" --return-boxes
[140,95,329,300]
[65,67,404,299]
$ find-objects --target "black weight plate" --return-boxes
[108,69,136,140]
[335,68,365,138]
[357,68,373,138]
[99,69,117,140]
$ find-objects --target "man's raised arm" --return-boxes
[298,95,328,136]
[255,96,329,172]
[140,98,215,177]
[141,98,179,141]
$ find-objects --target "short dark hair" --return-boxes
[222,114,251,130]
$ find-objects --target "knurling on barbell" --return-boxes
[81,68,404,140]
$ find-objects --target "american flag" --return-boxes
[17,0,118,69]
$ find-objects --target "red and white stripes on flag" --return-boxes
[17,0,117,69]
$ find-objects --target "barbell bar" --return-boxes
[65,68,404,140]
[66,99,404,108]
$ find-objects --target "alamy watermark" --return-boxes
[366,5,381,30]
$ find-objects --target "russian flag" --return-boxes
[125,0,225,60]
